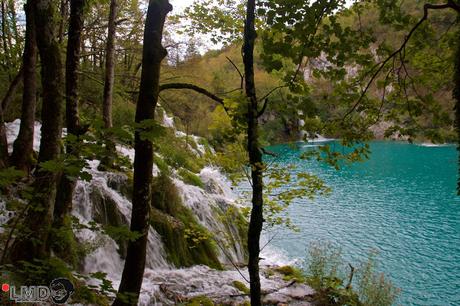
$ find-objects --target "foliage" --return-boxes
[0,167,25,188]
[304,241,399,306]
[357,252,400,306]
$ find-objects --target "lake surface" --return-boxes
[263,141,459,306]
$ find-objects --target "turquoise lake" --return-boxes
[263,141,459,306]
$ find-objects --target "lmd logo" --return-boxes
[1,278,74,304]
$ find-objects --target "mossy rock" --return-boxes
[186,295,214,306]
[49,216,86,268]
[178,168,204,188]
[151,173,222,269]
[107,172,133,200]
[154,155,170,174]
[232,280,250,294]
[90,187,129,258]
[274,265,306,283]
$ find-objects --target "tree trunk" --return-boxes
[0,103,7,169]
[243,0,264,305]
[112,1,172,305]
[455,32,460,194]
[1,67,23,113]
[58,0,68,43]
[0,67,23,170]
[100,0,117,169]
[54,0,86,228]
[1,0,10,67]
[9,0,63,263]
[10,0,37,173]
[103,0,117,130]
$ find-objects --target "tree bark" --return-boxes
[10,0,37,173]
[1,0,10,66]
[58,0,68,43]
[455,31,460,194]
[9,0,63,263]
[0,67,23,170]
[243,0,264,305]
[100,0,117,169]
[0,103,7,169]
[54,0,86,228]
[112,1,172,305]
[1,67,23,113]
[103,0,117,130]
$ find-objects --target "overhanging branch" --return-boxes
[159,82,228,113]
[343,2,458,120]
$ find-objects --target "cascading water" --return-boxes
[3,116,315,305]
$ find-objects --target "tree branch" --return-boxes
[159,82,228,113]
[343,2,457,120]
[225,56,244,89]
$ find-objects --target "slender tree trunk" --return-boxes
[455,31,460,194]
[112,1,172,305]
[0,104,7,169]
[1,0,9,66]
[9,0,63,263]
[1,67,23,113]
[10,0,37,173]
[100,0,117,169]
[54,0,86,228]
[0,67,23,169]
[103,0,117,130]
[243,0,264,305]
[58,0,68,43]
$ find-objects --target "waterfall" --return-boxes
[2,120,314,305]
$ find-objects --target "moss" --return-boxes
[71,281,110,305]
[151,173,222,269]
[90,188,129,258]
[178,168,204,188]
[154,155,170,174]
[186,295,214,306]
[213,205,248,261]
[232,280,250,294]
[275,265,307,283]
[155,129,205,173]
[49,216,86,268]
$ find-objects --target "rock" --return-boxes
[263,292,291,304]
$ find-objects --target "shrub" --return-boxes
[356,253,400,306]
[304,241,399,306]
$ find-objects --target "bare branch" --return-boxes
[159,82,229,113]
[225,56,244,90]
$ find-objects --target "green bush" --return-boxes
[304,241,399,306]
[357,253,400,306]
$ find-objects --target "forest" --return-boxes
[0,0,458,305]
